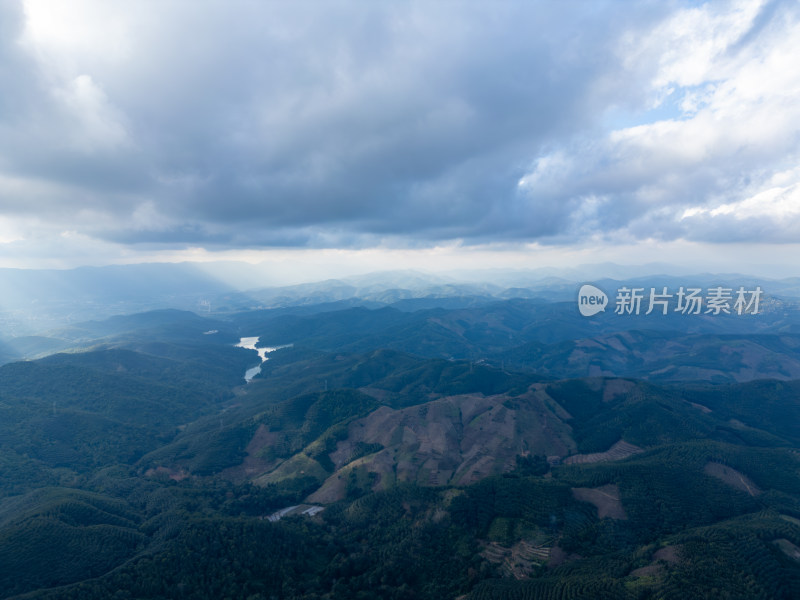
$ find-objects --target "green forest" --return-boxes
[1,302,800,599]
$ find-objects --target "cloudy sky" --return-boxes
[1,0,799,278]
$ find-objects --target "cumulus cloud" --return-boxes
[0,0,797,264]
[516,0,800,244]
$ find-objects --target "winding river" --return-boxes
[235,337,291,382]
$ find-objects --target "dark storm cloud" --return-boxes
[127,2,621,236]
[1,0,798,253]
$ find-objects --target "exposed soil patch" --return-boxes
[773,538,800,561]
[481,540,550,580]
[703,461,761,496]
[653,545,682,564]
[309,389,576,502]
[690,402,712,413]
[563,440,643,465]
[221,424,283,482]
[629,564,663,578]
[145,466,190,481]
[602,379,636,402]
[627,544,682,579]
[547,545,581,569]
[571,484,627,519]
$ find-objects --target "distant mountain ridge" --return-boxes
[2,261,799,336]
[1,280,800,598]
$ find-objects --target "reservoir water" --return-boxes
[235,337,291,382]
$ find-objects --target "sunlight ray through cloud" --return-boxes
[0,0,796,271]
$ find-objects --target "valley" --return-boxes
[4,0,798,596]
[0,277,799,599]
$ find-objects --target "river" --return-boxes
[235,336,291,382]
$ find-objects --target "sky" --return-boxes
[1,0,799,279]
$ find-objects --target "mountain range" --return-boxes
[0,268,799,598]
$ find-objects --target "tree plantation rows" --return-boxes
[2,303,800,598]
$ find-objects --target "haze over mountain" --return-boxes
[1,275,800,598]
[1,259,798,328]
[1,0,800,598]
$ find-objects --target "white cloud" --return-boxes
[0,0,798,270]
[21,0,133,70]
[649,0,765,88]
[682,166,800,227]
[517,0,800,243]
[53,74,130,151]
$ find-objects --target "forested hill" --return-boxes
[1,298,800,598]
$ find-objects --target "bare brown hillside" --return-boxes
[306,388,575,502]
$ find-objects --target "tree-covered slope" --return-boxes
[1,300,800,598]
